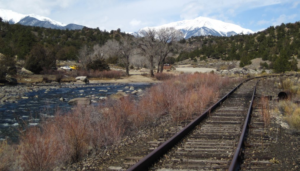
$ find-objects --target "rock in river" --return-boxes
[21,67,34,75]
[109,92,127,100]
[68,97,91,105]
[75,76,88,82]
[6,77,18,85]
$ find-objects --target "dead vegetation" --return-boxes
[273,77,300,130]
[0,73,236,170]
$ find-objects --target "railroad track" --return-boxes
[113,79,258,171]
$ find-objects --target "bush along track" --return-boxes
[0,73,236,171]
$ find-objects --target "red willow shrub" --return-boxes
[68,69,125,79]
[155,73,175,80]
[7,73,236,170]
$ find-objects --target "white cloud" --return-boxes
[292,2,300,8]
[130,19,141,26]
[257,20,270,25]
[0,0,75,16]
[180,2,203,20]
[272,14,297,26]
[0,0,296,32]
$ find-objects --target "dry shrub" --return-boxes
[99,99,130,142]
[0,140,15,170]
[19,125,67,171]
[155,73,175,80]
[87,70,125,79]
[285,108,300,129]
[291,86,300,95]
[68,70,126,79]
[276,100,300,129]
[54,109,92,163]
[68,69,125,79]
[278,101,297,116]
[278,78,293,90]
[9,72,237,170]
[142,73,223,122]
[19,103,130,169]
[69,69,88,77]
[260,97,270,127]
[282,78,292,90]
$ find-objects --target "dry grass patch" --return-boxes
[276,101,300,129]
[0,140,16,170]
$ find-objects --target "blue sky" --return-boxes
[0,0,299,32]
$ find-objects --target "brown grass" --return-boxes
[2,73,237,170]
[154,73,175,80]
[0,140,16,170]
[277,101,300,129]
[285,108,300,129]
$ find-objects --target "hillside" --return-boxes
[0,9,84,30]
[1,17,300,76]
[177,21,300,72]
[0,19,124,60]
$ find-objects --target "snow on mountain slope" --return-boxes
[27,14,66,26]
[0,9,82,30]
[0,9,25,23]
[138,16,254,39]
[0,9,66,26]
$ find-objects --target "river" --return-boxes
[0,83,152,142]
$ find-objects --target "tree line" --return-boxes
[0,17,183,77]
[77,27,183,76]
[177,21,300,72]
[0,17,123,77]
[2,15,299,77]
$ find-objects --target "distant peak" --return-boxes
[0,9,83,30]
[0,8,26,23]
[27,14,67,26]
[137,16,253,39]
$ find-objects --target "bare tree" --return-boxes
[156,27,183,73]
[78,43,113,71]
[117,36,137,76]
[100,36,136,76]
[138,29,159,77]
[77,45,91,70]
[130,51,147,69]
[92,43,113,61]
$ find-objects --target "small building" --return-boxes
[163,64,172,71]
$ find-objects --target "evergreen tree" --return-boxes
[273,50,291,73]
[25,44,56,74]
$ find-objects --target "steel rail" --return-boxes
[228,80,258,171]
[127,80,247,171]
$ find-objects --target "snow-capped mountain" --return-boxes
[0,9,25,24]
[136,16,254,39]
[0,9,84,30]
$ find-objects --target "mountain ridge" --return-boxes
[136,16,254,39]
[0,9,84,30]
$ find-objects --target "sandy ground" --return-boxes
[89,67,218,84]
[175,67,216,73]
[89,67,217,84]
[89,75,161,84]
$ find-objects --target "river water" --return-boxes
[0,83,152,141]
